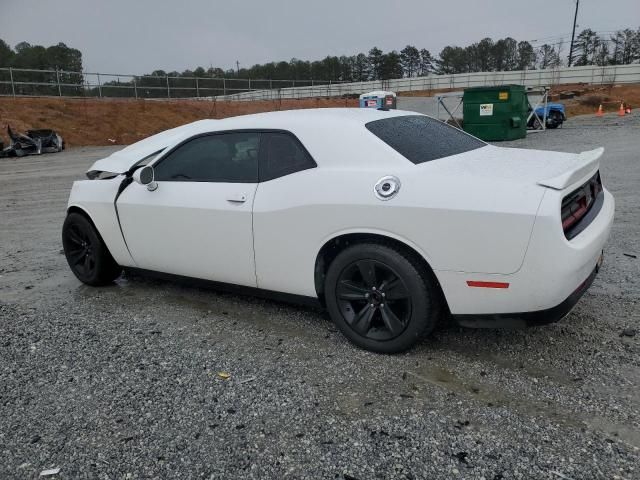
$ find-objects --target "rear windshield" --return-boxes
[365,115,485,164]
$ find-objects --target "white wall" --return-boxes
[215,64,640,101]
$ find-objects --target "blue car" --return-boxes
[528,102,566,129]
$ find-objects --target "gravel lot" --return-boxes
[1,112,639,479]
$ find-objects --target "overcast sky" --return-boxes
[1,0,638,75]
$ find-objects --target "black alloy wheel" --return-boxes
[336,259,412,341]
[62,212,121,286]
[325,243,442,353]
[66,221,96,277]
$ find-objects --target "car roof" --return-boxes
[179,107,413,135]
[88,108,420,174]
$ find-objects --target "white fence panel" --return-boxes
[215,64,640,102]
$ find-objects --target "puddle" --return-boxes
[585,416,640,448]
[481,353,575,386]
[407,365,640,449]
[409,365,492,402]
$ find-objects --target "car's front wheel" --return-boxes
[62,212,122,286]
[325,243,443,353]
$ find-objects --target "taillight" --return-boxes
[562,196,588,230]
[561,172,602,238]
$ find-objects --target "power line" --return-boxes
[532,37,626,50]
[528,33,574,43]
[527,29,627,45]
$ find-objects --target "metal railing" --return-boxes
[0,67,344,99]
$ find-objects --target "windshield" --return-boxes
[365,115,486,164]
[134,148,165,168]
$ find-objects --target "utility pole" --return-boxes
[568,0,580,66]
[236,60,240,77]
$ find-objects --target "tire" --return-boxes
[324,243,443,353]
[547,111,563,129]
[62,212,121,286]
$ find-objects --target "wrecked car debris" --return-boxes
[1,125,64,157]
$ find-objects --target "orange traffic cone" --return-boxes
[596,104,604,117]
[626,106,632,114]
[618,102,625,116]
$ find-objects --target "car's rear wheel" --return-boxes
[62,212,121,286]
[325,243,442,353]
[547,111,563,129]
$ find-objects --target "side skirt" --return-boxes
[123,267,323,309]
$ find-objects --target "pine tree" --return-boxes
[400,45,420,77]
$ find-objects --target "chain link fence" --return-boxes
[0,67,343,99]
[2,64,639,101]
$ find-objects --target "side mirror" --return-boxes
[132,166,158,191]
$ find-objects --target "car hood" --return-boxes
[87,119,215,175]
[424,145,603,190]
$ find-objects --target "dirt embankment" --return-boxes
[549,83,640,116]
[0,96,358,147]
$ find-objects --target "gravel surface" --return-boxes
[1,113,639,479]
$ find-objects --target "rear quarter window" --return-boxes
[259,132,316,182]
[365,115,485,164]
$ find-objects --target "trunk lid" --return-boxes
[426,145,602,190]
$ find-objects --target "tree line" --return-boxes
[0,40,82,72]
[0,40,83,96]
[571,28,639,66]
[0,27,638,97]
[141,27,640,82]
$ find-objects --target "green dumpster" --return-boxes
[462,85,527,141]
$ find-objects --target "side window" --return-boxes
[154,132,259,183]
[259,132,316,182]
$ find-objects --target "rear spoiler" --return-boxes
[537,147,603,190]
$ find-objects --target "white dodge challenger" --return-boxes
[63,108,614,353]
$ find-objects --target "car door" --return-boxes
[116,131,260,287]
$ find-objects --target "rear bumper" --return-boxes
[452,262,599,328]
[435,188,613,317]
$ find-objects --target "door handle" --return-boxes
[227,193,247,203]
